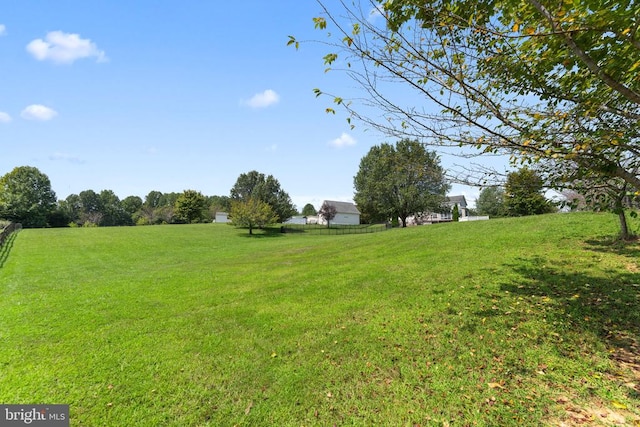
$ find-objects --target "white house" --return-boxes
[405,195,480,224]
[214,212,229,223]
[446,195,468,218]
[319,201,361,225]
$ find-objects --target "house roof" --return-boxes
[446,195,467,205]
[323,200,361,215]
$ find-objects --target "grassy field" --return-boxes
[0,213,639,426]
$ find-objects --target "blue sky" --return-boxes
[0,1,505,210]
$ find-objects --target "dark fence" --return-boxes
[0,222,22,248]
[281,223,391,235]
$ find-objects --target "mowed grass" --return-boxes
[1,213,639,426]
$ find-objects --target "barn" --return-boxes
[318,200,361,225]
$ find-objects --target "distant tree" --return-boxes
[155,206,175,224]
[122,196,143,215]
[318,201,338,227]
[208,195,231,213]
[161,192,180,209]
[230,171,296,223]
[505,168,556,217]
[229,198,278,235]
[99,190,130,226]
[78,190,104,226]
[301,203,317,217]
[174,190,207,223]
[354,139,449,227]
[0,166,57,227]
[452,204,460,222]
[59,194,82,225]
[144,191,164,209]
[476,187,507,218]
[139,191,180,224]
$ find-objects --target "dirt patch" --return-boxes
[624,263,639,273]
[550,336,640,426]
[555,400,637,426]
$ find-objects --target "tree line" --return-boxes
[0,146,566,232]
[2,145,614,233]
[0,166,300,229]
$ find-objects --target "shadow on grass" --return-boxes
[237,227,285,238]
[502,254,639,344]
[584,236,640,258]
[0,232,18,269]
[497,248,640,401]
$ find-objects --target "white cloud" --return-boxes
[329,132,357,148]
[245,89,280,108]
[0,112,11,123]
[0,25,6,36]
[21,104,58,121]
[26,31,107,64]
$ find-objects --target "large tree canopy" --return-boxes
[0,166,57,227]
[354,139,449,227]
[230,171,296,223]
[293,0,639,234]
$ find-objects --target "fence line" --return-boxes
[281,223,390,235]
[0,222,22,248]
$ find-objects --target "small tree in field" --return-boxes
[505,168,556,217]
[318,201,337,228]
[476,187,506,218]
[229,198,277,235]
[175,190,207,223]
[452,204,459,222]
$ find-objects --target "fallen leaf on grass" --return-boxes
[245,401,253,415]
[611,400,627,410]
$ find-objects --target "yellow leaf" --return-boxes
[612,400,627,409]
[488,382,504,389]
[512,23,520,32]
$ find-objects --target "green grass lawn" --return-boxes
[1,213,639,426]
